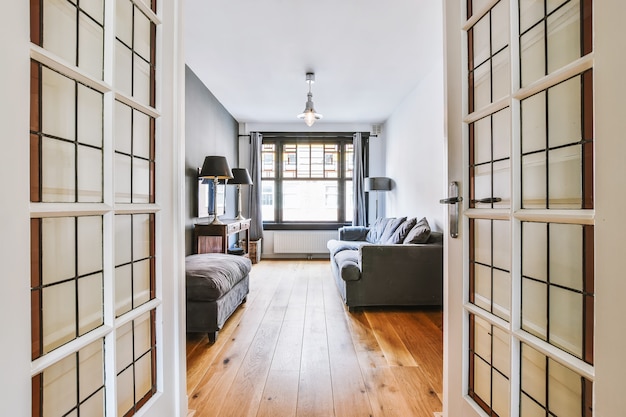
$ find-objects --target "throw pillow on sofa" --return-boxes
[366,217,391,243]
[403,217,431,244]
[386,217,417,244]
[379,216,407,243]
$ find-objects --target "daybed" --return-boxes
[327,217,443,310]
[185,253,251,343]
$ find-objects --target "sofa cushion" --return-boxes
[366,217,391,243]
[186,253,252,302]
[403,217,431,244]
[386,217,417,244]
[334,249,361,281]
[379,217,407,243]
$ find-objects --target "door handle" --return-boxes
[439,181,461,238]
[471,197,502,204]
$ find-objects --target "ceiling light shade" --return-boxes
[297,72,323,127]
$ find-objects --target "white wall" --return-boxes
[383,58,445,232]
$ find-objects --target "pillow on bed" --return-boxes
[403,217,431,244]
[385,217,417,244]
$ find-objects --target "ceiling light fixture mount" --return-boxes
[297,72,323,127]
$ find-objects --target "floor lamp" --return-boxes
[364,177,391,220]
[229,168,253,220]
[199,156,233,225]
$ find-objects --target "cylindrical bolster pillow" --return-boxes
[334,250,361,281]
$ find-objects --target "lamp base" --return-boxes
[209,215,224,225]
[235,213,245,220]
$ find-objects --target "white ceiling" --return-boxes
[184,0,442,126]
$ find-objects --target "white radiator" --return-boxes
[273,231,337,254]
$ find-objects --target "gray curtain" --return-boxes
[352,132,367,226]
[248,132,264,240]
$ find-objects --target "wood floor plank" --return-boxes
[186,260,444,417]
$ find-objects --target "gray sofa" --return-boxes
[186,253,251,343]
[327,217,443,310]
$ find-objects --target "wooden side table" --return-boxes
[193,218,251,255]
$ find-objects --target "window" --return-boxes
[261,134,358,228]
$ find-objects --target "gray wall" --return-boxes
[185,65,239,255]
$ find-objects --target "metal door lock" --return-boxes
[439,181,462,238]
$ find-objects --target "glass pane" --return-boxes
[77,216,102,275]
[492,370,510,417]
[474,264,492,311]
[473,62,491,110]
[520,0,545,34]
[522,152,546,209]
[115,40,132,96]
[133,158,151,203]
[549,223,583,291]
[115,101,132,155]
[43,354,77,416]
[261,180,275,221]
[474,316,492,361]
[115,215,133,265]
[133,214,151,260]
[115,153,132,203]
[492,48,510,102]
[549,359,583,416]
[134,9,152,61]
[521,92,546,154]
[116,321,133,372]
[133,260,151,307]
[115,264,133,316]
[42,137,75,202]
[547,0,581,73]
[43,0,77,65]
[492,220,510,270]
[522,222,547,281]
[77,145,103,202]
[492,108,510,160]
[42,217,75,285]
[42,68,75,141]
[282,181,337,221]
[493,269,511,320]
[80,389,104,417]
[135,353,153,400]
[492,159,510,208]
[522,278,547,339]
[133,110,151,159]
[78,340,104,402]
[491,0,509,52]
[78,12,104,79]
[43,281,76,352]
[78,272,103,335]
[473,356,491,406]
[550,286,583,357]
[116,367,134,416]
[474,219,491,265]
[521,344,546,406]
[133,55,151,105]
[77,84,103,147]
[115,0,133,46]
[473,163,490,205]
[548,77,582,148]
[520,24,545,87]
[134,313,152,359]
[473,116,491,165]
[492,326,510,377]
[80,0,104,25]
[521,393,546,417]
[548,145,582,209]
[345,180,353,222]
[473,14,490,67]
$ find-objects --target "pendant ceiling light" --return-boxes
[297,72,323,127]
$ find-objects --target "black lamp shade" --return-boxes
[229,168,253,185]
[199,156,233,179]
[364,177,391,191]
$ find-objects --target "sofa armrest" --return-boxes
[338,226,369,241]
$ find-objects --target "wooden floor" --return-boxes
[186,260,443,417]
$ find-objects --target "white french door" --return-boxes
[444,0,626,416]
